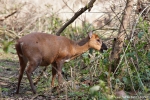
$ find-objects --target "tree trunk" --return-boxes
[107,0,134,93]
[110,0,134,71]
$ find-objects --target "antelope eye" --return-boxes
[97,39,100,42]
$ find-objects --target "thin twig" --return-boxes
[92,11,122,32]
[0,10,17,21]
[131,58,144,89]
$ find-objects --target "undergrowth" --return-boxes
[0,1,150,99]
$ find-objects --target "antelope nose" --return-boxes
[100,42,107,53]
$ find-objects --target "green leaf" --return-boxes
[138,32,144,39]
[104,71,108,76]
[147,52,150,61]
[89,85,100,94]
[103,58,108,65]
[2,87,9,92]
[99,80,105,87]
[123,77,128,83]
[82,52,89,58]
[2,41,13,53]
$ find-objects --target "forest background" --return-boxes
[0,0,150,99]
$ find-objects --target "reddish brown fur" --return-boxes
[15,32,103,94]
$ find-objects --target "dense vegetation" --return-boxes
[0,0,150,99]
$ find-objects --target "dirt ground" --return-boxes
[0,52,65,100]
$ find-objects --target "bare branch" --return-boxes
[56,0,96,36]
[0,10,17,21]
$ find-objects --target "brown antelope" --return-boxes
[15,32,107,94]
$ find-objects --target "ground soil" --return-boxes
[0,52,60,100]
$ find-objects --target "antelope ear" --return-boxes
[88,31,93,38]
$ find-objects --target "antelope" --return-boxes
[15,32,107,94]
